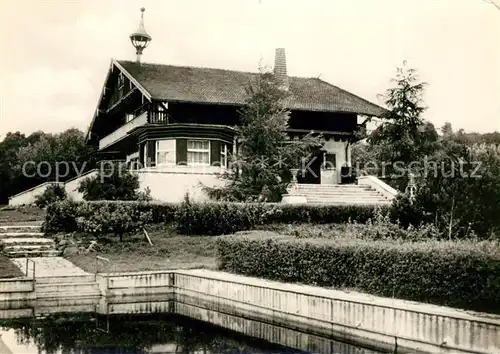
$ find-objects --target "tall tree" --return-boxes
[364,63,437,189]
[204,70,322,202]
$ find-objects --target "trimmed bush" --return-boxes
[271,204,389,224]
[174,197,275,235]
[216,234,500,313]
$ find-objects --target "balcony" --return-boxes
[99,111,148,150]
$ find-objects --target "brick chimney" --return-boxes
[274,48,289,91]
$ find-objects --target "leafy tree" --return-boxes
[77,162,141,201]
[393,130,500,238]
[0,129,95,204]
[16,128,95,184]
[205,70,322,202]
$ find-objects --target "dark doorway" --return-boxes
[298,150,324,184]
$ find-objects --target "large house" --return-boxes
[8,8,397,206]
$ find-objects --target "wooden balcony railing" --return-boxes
[149,109,169,124]
[99,111,148,150]
[98,107,170,150]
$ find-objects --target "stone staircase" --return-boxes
[294,184,393,205]
[11,257,101,299]
[0,224,60,257]
[35,275,101,299]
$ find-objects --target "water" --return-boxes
[0,312,384,354]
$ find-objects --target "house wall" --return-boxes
[136,166,225,202]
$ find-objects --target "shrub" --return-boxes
[42,199,80,233]
[43,200,167,235]
[43,200,389,236]
[216,234,500,313]
[34,184,67,208]
[75,202,153,241]
[137,187,153,202]
[174,195,275,235]
[77,163,140,201]
[272,204,389,224]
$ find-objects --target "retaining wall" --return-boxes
[1,269,499,353]
[0,278,35,301]
[173,269,500,354]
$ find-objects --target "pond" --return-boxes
[0,312,385,354]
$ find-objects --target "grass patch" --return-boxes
[66,224,218,273]
[0,255,23,278]
[0,206,45,223]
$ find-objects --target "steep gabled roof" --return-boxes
[117,60,385,116]
[86,59,386,143]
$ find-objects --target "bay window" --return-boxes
[156,139,176,166]
[187,140,210,166]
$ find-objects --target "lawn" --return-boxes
[65,223,350,273]
[66,225,219,273]
[0,255,24,278]
[0,205,45,224]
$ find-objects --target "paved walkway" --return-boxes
[12,257,89,277]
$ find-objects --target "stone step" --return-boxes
[296,192,383,197]
[296,184,366,188]
[296,188,373,192]
[0,226,42,233]
[6,250,61,258]
[2,237,54,245]
[4,245,55,253]
[296,190,382,195]
[305,195,388,200]
[298,192,387,198]
[35,282,101,299]
[297,186,376,190]
[36,274,96,285]
[0,232,45,237]
[307,200,392,205]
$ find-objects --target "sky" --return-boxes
[0,0,499,139]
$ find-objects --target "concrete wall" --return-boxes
[64,169,98,201]
[6,164,223,205]
[8,182,63,206]
[0,278,35,301]
[136,166,225,202]
[98,271,173,297]
[2,269,499,353]
[173,269,500,354]
[175,301,378,354]
[358,175,398,200]
[7,169,98,206]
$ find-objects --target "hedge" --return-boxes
[216,234,500,313]
[42,200,389,236]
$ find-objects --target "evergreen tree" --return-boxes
[205,70,322,202]
[367,62,437,189]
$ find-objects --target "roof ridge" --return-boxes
[115,59,318,80]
